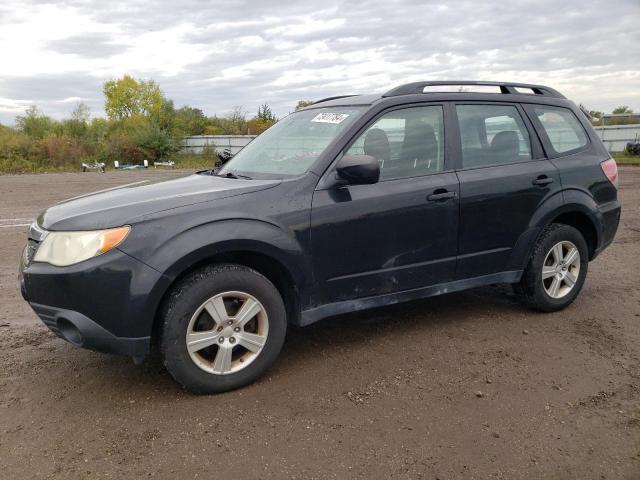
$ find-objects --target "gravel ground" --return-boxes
[0,167,639,479]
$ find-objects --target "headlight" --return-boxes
[33,226,130,267]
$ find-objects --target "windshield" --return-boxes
[218,106,365,178]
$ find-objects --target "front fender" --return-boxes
[149,218,309,284]
[115,216,310,337]
[120,214,310,282]
[119,214,310,312]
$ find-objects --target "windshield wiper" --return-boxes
[216,171,252,180]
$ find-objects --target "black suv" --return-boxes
[20,81,620,393]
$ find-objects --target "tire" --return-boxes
[515,223,588,312]
[159,263,287,394]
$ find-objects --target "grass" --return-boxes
[0,153,216,174]
[171,153,218,170]
[612,153,640,165]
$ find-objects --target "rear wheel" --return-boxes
[515,223,588,312]
[160,264,287,394]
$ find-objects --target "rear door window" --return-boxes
[456,104,532,168]
[531,106,589,155]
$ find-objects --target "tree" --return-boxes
[149,98,176,131]
[295,100,314,111]
[257,103,277,122]
[71,102,90,122]
[103,75,165,121]
[203,124,224,135]
[246,117,273,135]
[87,117,110,147]
[607,106,638,125]
[134,122,181,162]
[173,106,207,135]
[579,104,602,119]
[205,107,247,135]
[229,106,247,133]
[245,103,278,134]
[15,105,56,139]
[612,106,633,114]
[62,102,91,138]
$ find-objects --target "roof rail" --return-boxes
[382,81,565,98]
[313,95,357,105]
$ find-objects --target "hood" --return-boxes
[38,173,280,231]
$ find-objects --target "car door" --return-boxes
[310,104,459,306]
[453,102,562,279]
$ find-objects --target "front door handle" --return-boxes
[532,175,554,186]
[427,190,457,202]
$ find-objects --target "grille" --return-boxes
[23,222,46,267]
[23,239,39,267]
[31,304,64,338]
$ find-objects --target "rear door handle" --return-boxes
[427,190,457,202]
[532,175,554,186]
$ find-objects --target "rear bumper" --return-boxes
[30,302,149,360]
[594,200,621,258]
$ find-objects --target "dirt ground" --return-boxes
[0,168,639,479]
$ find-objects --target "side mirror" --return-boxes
[336,154,380,185]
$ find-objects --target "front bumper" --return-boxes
[30,302,150,360]
[20,228,171,361]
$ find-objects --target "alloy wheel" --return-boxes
[185,291,268,375]
[541,241,581,299]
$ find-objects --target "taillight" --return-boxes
[600,158,618,188]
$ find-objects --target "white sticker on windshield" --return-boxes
[311,112,349,124]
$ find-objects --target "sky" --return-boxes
[0,0,638,124]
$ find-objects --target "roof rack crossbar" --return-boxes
[382,81,565,98]
[313,95,358,105]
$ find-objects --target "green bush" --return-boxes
[36,135,84,167]
[134,122,181,162]
[200,144,219,166]
[103,131,145,166]
[0,75,282,173]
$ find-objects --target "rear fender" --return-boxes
[509,189,600,270]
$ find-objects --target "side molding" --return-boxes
[300,270,522,326]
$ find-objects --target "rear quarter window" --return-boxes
[532,106,589,155]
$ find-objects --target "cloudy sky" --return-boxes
[0,0,638,124]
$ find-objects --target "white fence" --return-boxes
[183,126,640,157]
[593,125,639,152]
[183,135,256,155]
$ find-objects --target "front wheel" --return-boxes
[160,264,287,394]
[515,223,589,312]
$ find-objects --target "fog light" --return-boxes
[57,318,83,346]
